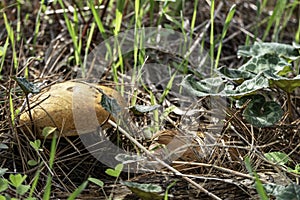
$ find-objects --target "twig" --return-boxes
[172,161,270,184]
[24,94,35,132]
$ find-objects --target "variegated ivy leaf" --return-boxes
[129,104,160,115]
[225,73,269,98]
[236,94,265,108]
[264,70,300,93]
[100,92,122,118]
[274,183,300,200]
[293,42,300,49]
[238,53,292,75]
[216,66,255,84]
[181,75,232,97]
[237,42,300,61]
[12,76,40,94]
[120,181,164,200]
[263,183,286,197]
[115,153,144,164]
[242,94,283,127]
[181,73,269,98]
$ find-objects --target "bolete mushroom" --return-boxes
[19,81,125,138]
[149,129,204,162]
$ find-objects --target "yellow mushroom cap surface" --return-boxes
[19,81,125,138]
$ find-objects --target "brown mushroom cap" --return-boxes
[149,130,204,162]
[19,81,125,138]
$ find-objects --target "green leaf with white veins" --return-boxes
[236,94,265,108]
[181,73,269,98]
[12,77,40,94]
[243,94,283,127]
[216,66,255,84]
[100,92,121,118]
[276,183,300,200]
[225,73,269,98]
[238,53,292,75]
[181,75,232,97]
[129,104,160,115]
[121,181,164,200]
[264,70,300,93]
[264,182,300,200]
[238,42,300,60]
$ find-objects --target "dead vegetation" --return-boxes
[0,0,299,199]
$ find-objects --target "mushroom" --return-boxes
[149,129,204,162]
[19,81,125,138]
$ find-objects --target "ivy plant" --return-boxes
[181,42,300,127]
[263,151,300,199]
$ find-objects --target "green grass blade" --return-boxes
[29,168,41,197]
[89,0,114,81]
[262,0,287,41]
[0,37,9,79]
[159,71,176,103]
[164,180,177,200]
[58,0,82,66]
[244,157,269,200]
[116,47,124,92]
[209,0,215,73]
[133,1,141,86]
[215,4,236,68]
[3,12,18,69]
[280,1,298,38]
[150,91,159,133]
[43,174,52,200]
[272,0,287,41]
[254,0,261,40]
[157,1,170,26]
[89,0,107,39]
[114,0,125,35]
[260,0,268,12]
[48,133,57,169]
[16,0,21,41]
[33,2,46,45]
[83,22,96,75]
[135,0,141,28]
[43,134,57,200]
[149,0,155,26]
[296,19,300,43]
[190,0,198,37]
[9,92,15,126]
[67,180,88,200]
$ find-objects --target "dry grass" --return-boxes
[0,0,300,199]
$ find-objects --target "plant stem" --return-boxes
[286,92,294,122]
[25,93,35,133]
